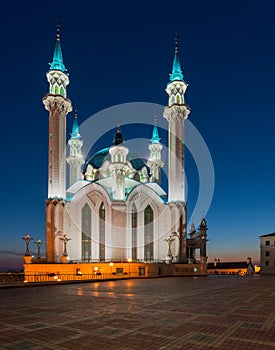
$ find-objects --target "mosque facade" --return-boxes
[24,28,208,279]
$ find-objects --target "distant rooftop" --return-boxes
[207,261,249,269]
[260,233,275,238]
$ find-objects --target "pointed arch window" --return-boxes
[55,85,59,95]
[132,204,137,261]
[60,86,65,96]
[144,205,154,261]
[82,203,92,261]
[99,202,105,261]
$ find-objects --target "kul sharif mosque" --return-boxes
[24,27,208,278]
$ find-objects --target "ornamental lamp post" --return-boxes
[34,240,43,259]
[59,234,71,263]
[22,234,33,256]
[22,234,33,265]
[164,234,175,263]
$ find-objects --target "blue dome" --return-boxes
[85,148,110,170]
[84,147,149,173]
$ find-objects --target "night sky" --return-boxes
[1,0,275,270]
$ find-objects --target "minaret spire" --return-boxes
[50,21,66,73]
[67,105,84,186]
[151,115,161,144]
[170,33,184,82]
[71,105,81,139]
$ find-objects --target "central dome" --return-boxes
[84,147,148,172]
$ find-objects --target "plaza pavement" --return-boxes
[0,275,274,350]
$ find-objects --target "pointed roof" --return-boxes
[170,35,184,82]
[69,107,81,140]
[150,116,161,144]
[113,124,124,145]
[200,216,207,228]
[49,23,67,73]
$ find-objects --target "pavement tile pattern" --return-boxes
[0,275,274,349]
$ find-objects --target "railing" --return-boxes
[0,272,140,285]
[0,273,24,284]
[31,259,168,264]
[25,272,140,283]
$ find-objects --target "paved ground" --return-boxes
[0,275,274,350]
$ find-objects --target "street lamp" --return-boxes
[164,234,175,263]
[127,258,132,276]
[59,234,71,256]
[109,262,114,275]
[34,239,43,259]
[22,234,33,256]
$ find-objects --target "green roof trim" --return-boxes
[151,124,161,144]
[70,116,81,140]
[49,34,67,73]
[170,52,184,82]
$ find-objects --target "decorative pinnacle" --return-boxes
[175,33,179,54]
[74,105,78,118]
[113,121,123,145]
[153,111,157,125]
[56,20,61,41]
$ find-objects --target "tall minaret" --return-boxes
[67,107,84,186]
[163,36,190,202]
[42,25,72,199]
[43,25,72,263]
[147,117,164,184]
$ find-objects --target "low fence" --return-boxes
[24,272,138,283]
[0,273,25,284]
[0,272,139,285]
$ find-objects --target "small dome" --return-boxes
[85,148,110,170]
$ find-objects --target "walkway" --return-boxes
[0,275,274,349]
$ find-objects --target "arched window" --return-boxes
[55,85,59,95]
[82,203,91,261]
[99,202,105,261]
[132,204,137,260]
[144,205,154,261]
[60,86,65,96]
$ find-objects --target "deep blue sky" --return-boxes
[1,0,275,269]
